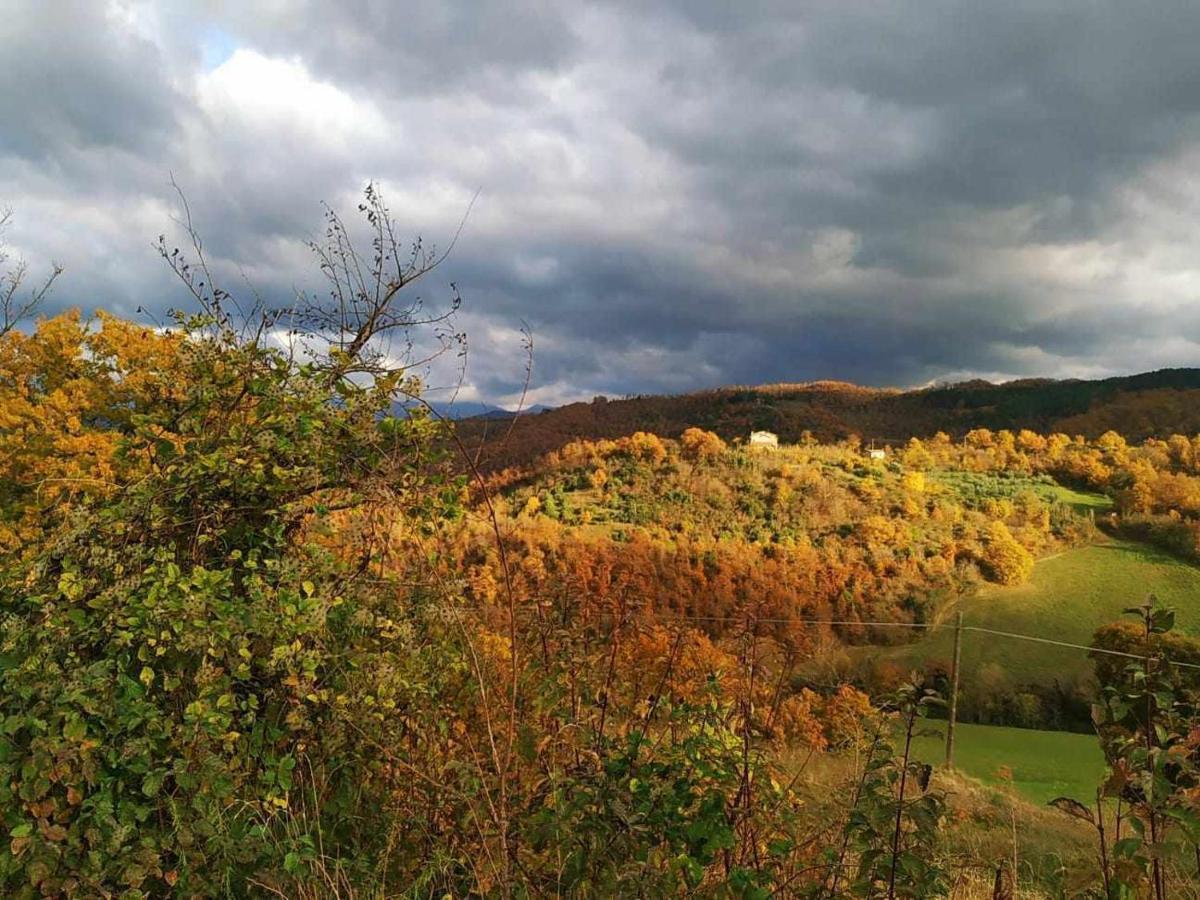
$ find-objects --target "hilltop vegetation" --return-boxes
[467,422,1200,641]
[460,431,1095,649]
[457,371,1200,472]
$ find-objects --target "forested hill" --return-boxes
[456,368,1200,471]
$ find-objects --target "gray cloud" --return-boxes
[0,2,181,162]
[3,0,1200,406]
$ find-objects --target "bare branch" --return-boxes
[0,208,63,337]
[156,181,470,407]
[288,183,467,381]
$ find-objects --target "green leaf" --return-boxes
[1150,607,1176,634]
[57,571,84,602]
[1113,840,1142,859]
[142,772,164,797]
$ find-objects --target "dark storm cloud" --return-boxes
[3,0,1200,405]
[0,2,181,162]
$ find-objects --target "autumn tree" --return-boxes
[901,436,933,470]
[0,312,190,553]
[980,520,1034,585]
[625,430,668,464]
[680,426,726,462]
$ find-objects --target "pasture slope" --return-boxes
[878,537,1200,689]
[910,722,1104,807]
[874,536,1200,807]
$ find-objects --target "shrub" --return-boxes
[0,191,469,895]
[0,312,466,894]
[980,521,1034,585]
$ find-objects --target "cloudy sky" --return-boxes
[4,1,1200,407]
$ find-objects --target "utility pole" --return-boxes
[945,610,964,768]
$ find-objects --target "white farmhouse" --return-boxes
[868,448,886,460]
[749,430,779,450]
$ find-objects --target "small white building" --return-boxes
[749,430,779,450]
[868,448,887,460]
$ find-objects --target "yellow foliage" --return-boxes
[901,437,933,470]
[625,431,668,464]
[823,685,876,748]
[981,521,1034,585]
[900,471,925,494]
[964,428,994,448]
[776,690,827,750]
[680,427,726,462]
[858,515,895,545]
[1016,429,1047,453]
[0,312,188,551]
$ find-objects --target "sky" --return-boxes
[3,1,1200,408]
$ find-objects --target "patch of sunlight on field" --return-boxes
[875,540,1200,687]
[909,721,1105,807]
[1042,483,1114,513]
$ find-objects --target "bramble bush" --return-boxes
[0,191,470,895]
[1076,603,1200,899]
[0,315,470,893]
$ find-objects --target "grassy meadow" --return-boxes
[872,538,1200,690]
[909,721,1105,806]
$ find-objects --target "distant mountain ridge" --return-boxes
[454,368,1200,471]
[400,400,552,421]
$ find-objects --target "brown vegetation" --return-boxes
[457,372,1200,472]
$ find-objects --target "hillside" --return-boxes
[456,368,1200,471]
[857,539,1200,730]
[465,422,1200,728]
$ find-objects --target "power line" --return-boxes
[960,624,1200,669]
[445,605,1200,671]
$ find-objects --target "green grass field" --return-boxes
[874,539,1200,688]
[928,470,1115,515]
[1041,483,1116,513]
[909,721,1105,806]
[864,536,1200,808]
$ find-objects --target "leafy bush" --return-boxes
[0,310,465,894]
[831,678,948,899]
[0,191,471,895]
